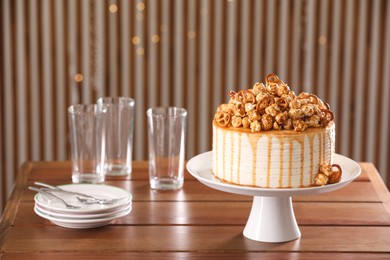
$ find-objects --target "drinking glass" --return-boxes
[146,107,187,190]
[97,97,135,176]
[68,104,107,183]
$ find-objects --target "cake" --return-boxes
[212,74,342,188]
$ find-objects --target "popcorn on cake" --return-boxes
[212,74,342,187]
[213,73,334,133]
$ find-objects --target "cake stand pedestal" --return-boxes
[186,151,361,243]
[244,196,300,242]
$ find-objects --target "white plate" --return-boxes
[35,201,132,219]
[34,184,132,214]
[34,204,132,229]
[186,152,361,197]
[36,200,133,216]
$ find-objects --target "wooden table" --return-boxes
[1,161,390,259]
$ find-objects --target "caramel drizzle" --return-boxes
[222,131,227,180]
[230,133,234,183]
[308,134,315,185]
[299,138,304,187]
[237,133,241,184]
[248,135,259,186]
[288,141,293,187]
[215,126,218,175]
[266,137,272,187]
[279,138,285,187]
[320,132,324,163]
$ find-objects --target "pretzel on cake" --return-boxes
[256,96,275,114]
[320,109,334,127]
[214,112,231,127]
[276,96,290,111]
[238,90,256,104]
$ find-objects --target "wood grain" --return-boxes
[21,179,380,203]
[3,226,390,253]
[0,162,31,247]
[1,252,388,260]
[13,200,390,227]
[1,161,390,258]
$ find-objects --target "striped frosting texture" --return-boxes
[212,123,335,188]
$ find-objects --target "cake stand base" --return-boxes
[186,151,361,243]
[243,196,300,243]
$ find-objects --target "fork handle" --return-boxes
[29,187,80,208]
[34,182,100,201]
[34,182,58,190]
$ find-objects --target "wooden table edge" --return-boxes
[0,162,31,250]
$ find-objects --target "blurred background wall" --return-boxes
[1,0,389,213]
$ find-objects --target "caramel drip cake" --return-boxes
[212,74,341,188]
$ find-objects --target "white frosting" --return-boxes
[212,122,335,188]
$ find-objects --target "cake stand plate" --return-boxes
[186,152,361,243]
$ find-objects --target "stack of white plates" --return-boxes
[33,184,132,229]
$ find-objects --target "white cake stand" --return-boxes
[186,152,361,243]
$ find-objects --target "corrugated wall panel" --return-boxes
[198,0,211,152]
[96,1,105,99]
[1,0,390,214]
[2,0,15,202]
[316,0,329,100]
[15,0,28,167]
[134,0,146,160]
[379,0,390,181]
[185,0,198,159]
[54,0,67,160]
[366,0,382,163]
[0,42,2,215]
[211,0,224,114]
[251,1,263,84]
[225,0,237,92]
[238,0,250,90]
[302,0,316,94]
[264,0,276,75]
[67,0,78,105]
[277,0,289,80]
[353,0,368,162]
[41,0,54,160]
[0,3,3,216]
[28,0,41,161]
[146,0,158,107]
[160,0,171,107]
[328,0,342,143]
[107,0,119,98]
[290,0,303,89]
[340,0,355,157]
[81,0,92,103]
[173,0,184,108]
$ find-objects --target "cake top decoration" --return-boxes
[213,73,334,132]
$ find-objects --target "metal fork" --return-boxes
[75,196,126,205]
[34,182,127,204]
[29,187,81,209]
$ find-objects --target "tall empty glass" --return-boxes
[147,107,187,190]
[68,104,107,183]
[97,97,135,176]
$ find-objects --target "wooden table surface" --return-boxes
[1,161,390,259]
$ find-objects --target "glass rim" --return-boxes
[97,97,135,106]
[68,104,107,114]
[146,107,187,118]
